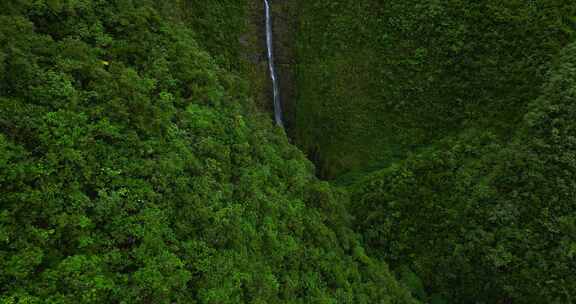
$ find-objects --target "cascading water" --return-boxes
[264,0,284,127]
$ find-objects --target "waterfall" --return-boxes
[264,0,284,127]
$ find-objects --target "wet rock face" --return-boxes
[239,33,264,64]
[269,0,299,133]
[269,0,297,65]
[243,0,298,130]
[241,1,270,113]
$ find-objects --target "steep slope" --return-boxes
[291,0,576,302]
[351,41,576,303]
[0,1,416,303]
[294,0,576,179]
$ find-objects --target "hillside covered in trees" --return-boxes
[0,0,575,303]
[0,1,416,303]
[293,0,576,303]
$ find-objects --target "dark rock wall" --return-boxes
[246,0,298,132]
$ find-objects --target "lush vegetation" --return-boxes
[293,0,576,303]
[0,1,417,303]
[2,0,576,303]
[294,0,576,179]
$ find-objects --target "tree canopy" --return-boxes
[0,1,416,303]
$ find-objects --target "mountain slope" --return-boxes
[351,41,576,303]
[294,0,576,179]
[0,1,416,303]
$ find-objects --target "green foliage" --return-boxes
[0,1,417,303]
[5,0,573,303]
[292,3,576,300]
[294,0,576,179]
[350,42,576,303]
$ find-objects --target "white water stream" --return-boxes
[264,0,284,127]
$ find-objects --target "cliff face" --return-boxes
[241,1,269,112]
[270,0,299,134]
[246,0,298,132]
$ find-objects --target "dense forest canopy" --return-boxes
[294,0,576,180]
[292,0,576,303]
[0,0,575,303]
[0,1,416,303]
